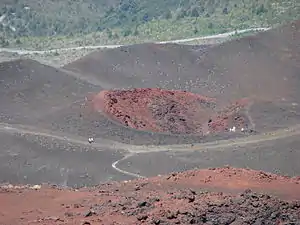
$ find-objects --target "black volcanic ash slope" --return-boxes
[0,59,99,125]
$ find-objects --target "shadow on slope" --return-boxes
[0,59,99,125]
[63,44,212,90]
[194,20,300,105]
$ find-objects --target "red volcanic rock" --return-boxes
[92,88,251,135]
[1,167,300,225]
[208,98,251,133]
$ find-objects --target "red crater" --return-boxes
[91,88,251,135]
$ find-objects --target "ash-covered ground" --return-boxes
[0,20,299,225]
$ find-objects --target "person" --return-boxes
[88,137,94,144]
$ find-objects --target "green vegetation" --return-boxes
[0,0,298,49]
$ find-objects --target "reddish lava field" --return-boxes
[91,88,251,135]
[1,167,300,225]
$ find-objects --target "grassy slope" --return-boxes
[0,0,298,49]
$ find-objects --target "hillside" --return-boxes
[65,20,300,102]
[0,0,298,49]
[0,17,300,225]
[0,59,99,125]
[1,167,300,225]
[61,20,300,138]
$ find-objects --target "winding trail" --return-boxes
[0,122,131,151]
[0,28,270,55]
[111,153,145,179]
[0,25,296,180]
[1,122,300,178]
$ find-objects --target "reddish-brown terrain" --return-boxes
[0,20,299,225]
[1,167,300,225]
[91,88,251,135]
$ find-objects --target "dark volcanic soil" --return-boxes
[0,21,297,146]
[0,58,247,146]
[63,20,300,137]
[1,167,300,225]
[0,59,99,124]
[64,21,300,105]
[0,20,300,224]
[92,88,251,135]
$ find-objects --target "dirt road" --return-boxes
[0,28,269,55]
[1,122,300,180]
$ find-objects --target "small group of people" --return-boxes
[88,137,94,144]
[229,126,246,132]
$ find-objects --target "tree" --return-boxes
[199,6,205,14]
[222,7,228,14]
[122,28,131,37]
[133,26,139,36]
[0,36,9,47]
[106,28,113,39]
[256,4,268,15]
[113,33,119,39]
[105,6,114,16]
[143,13,149,22]
[193,26,198,34]
[164,10,172,19]
[176,8,186,20]
[15,39,22,45]
[190,8,199,17]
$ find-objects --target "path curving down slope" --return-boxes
[0,20,299,186]
[1,122,300,179]
[1,20,300,225]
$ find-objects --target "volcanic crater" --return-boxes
[91,88,252,135]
